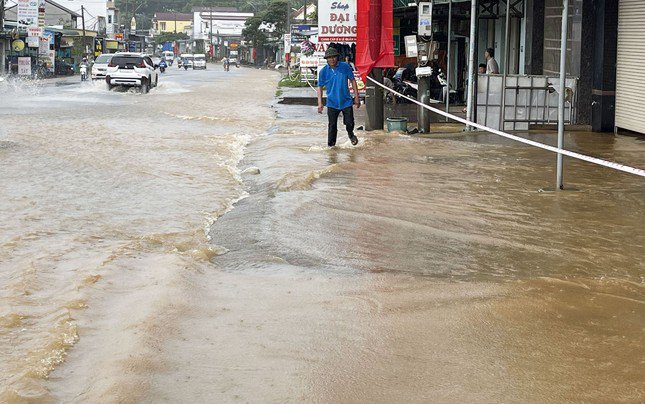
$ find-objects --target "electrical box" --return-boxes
[418,2,433,37]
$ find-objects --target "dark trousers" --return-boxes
[327,106,355,147]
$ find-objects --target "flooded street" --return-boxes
[1,67,643,402]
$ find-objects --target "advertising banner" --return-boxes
[355,0,395,80]
[18,57,32,75]
[47,50,56,70]
[17,0,39,28]
[27,36,39,47]
[318,0,357,43]
[39,34,50,54]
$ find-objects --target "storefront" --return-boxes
[614,0,645,134]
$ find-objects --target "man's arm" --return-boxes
[317,86,324,114]
[351,80,360,108]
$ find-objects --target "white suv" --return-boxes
[105,52,159,93]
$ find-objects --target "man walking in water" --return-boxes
[317,47,360,147]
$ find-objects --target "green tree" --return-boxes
[154,31,190,43]
[242,0,289,46]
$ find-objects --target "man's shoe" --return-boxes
[350,135,359,146]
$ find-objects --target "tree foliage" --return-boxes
[154,31,190,43]
[242,0,288,47]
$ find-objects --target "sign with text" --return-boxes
[18,57,32,75]
[39,33,51,54]
[38,0,46,27]
[26,36,39,47]
[318,0,357,43]
[27,27,42,37]
[17,0,39,28]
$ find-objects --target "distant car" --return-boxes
[162,51,174,65]
[193,54,206,69]
[105,52,159,93]
[91,54,113,80]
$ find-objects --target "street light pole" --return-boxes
[81,6,87,56]
[556,0,569,190]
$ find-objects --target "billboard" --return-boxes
[318,0,357,43]
[17,0,39,28]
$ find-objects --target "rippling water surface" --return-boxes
[1,68,643,402]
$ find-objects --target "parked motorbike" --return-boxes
[436,69,457,104]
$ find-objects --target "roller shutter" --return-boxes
[615,0,645,134]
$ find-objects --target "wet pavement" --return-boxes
[1,66,644,402]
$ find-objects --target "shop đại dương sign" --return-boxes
[318,0,357,43]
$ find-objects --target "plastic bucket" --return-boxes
[386,117,408,133]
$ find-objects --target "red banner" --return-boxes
[356,0,394,81]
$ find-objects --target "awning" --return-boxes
[44,27,81,36]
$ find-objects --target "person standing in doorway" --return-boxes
[485,48,499,74]
[317,47,360,147]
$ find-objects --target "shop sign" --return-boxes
[12,39,25,52]
[18,57,32,75]
[39,35,50,53]
[17,0,39,28]
[38,0,46,27]
[318,0,357,43]
[27,27,42,37]
[47,50,56,69]
[26,36,39,47]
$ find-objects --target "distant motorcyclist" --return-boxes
[159,58,168,73]
[80,57,89,81]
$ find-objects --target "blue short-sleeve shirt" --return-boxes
[318,61,355,110]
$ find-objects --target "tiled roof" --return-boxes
[192,7,239,12]
[154,12,192,21]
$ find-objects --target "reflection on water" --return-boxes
[1,69,643,402]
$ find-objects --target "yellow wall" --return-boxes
[156,20,191,34]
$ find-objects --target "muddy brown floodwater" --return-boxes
[1,68,643,402]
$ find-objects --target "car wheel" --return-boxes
[140,81,149,94]
[154,77,158,87]
[107,83,114,91]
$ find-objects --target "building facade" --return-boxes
[153,13,192,36]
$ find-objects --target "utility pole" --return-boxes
[303,1,307,24]
[0,0,5,74]
[285,0,290,66]
[174,12,177,34]
[209,7,213,60]
[124,0,129,36]
[81,6,87,57]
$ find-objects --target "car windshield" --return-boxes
[195,57,205,61]
[95,55,112,64]
[111,56,142,67]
